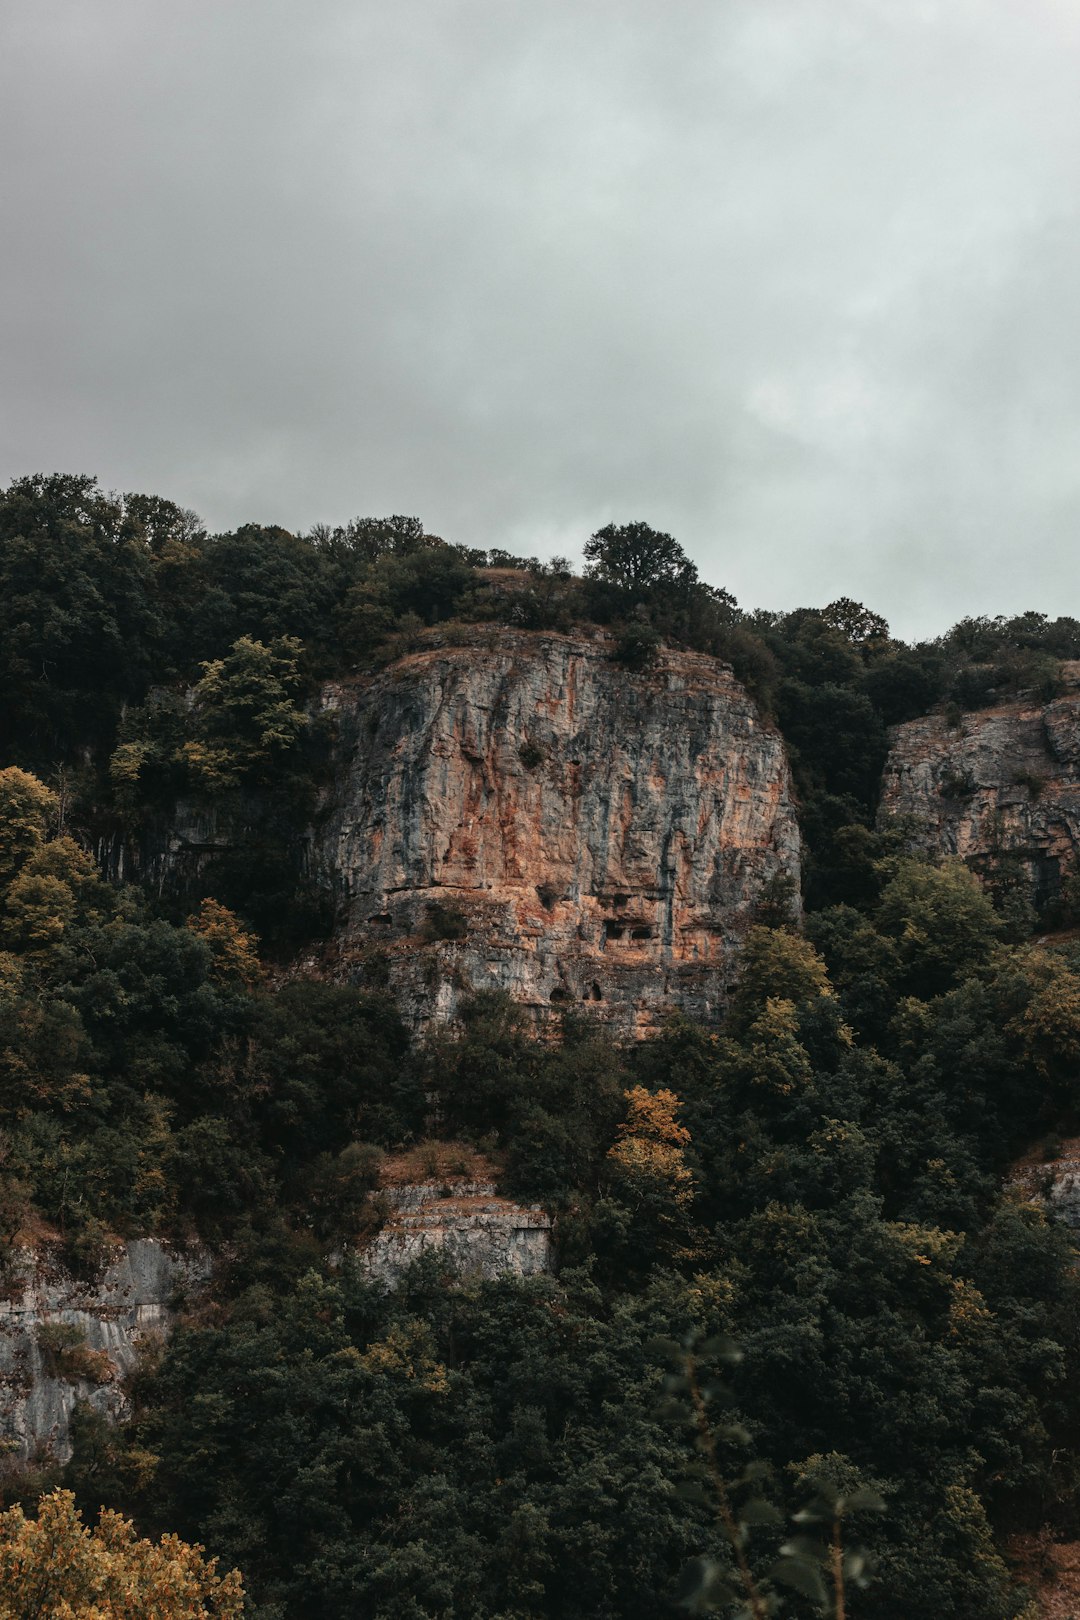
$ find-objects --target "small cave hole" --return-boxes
[603,921,625,942]
[369,912,392,925]
[613,893,630,908]
[550,986,570,1004]
[630,925,653,942]
[591,982,603,1001]
[519,739,547,770]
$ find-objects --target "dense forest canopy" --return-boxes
[2,471,1080,1618]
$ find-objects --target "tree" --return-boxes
[0,769,57,886]
[0,473,161,759]
[820,598,890,649]
[727,926,834,1037]
[187,898,262,989]
[609,1087,694,1206]
[181,635,308,793]
[583,522,694,594]
[0,1489,244,1617]
[876,857,1002,998]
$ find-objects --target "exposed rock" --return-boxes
[359,1182,552,1286]
[96,799,270,893]
[1007,1139,1080,1232]
[313,628,800,1034]
[879,662,1080,909]
[0,1239,208,1462]
[1047,1171,1080,1230]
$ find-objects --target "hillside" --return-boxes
[2,477,1080,1618]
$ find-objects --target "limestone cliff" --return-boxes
[2,1199,547,1464]
[1007,1138,1080,1231]
[879,661,1080,909]
[0,1240,208,1462]
[312,629,800,1034]
[360,1182,552,1285]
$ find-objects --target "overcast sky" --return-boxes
[2,1,1080,639]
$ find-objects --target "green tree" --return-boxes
[584,522,694,594]
[183,635,308,792]
[876,857,1002,997]
[0,473,161,759]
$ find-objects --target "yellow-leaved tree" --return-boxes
[608,1086,694,1208]
[188,897,262,988]
[606,1086,698,1264]
[0,1489,244,1619]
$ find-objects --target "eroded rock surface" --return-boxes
[314,629,800,1034]
[1008,1139,1080,1234]
[0,1239,208,1462]
[360,1182,552,1286]
[879,662,1080,909]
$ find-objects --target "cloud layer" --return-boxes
[3,0,1080,638]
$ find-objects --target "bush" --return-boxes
[612,622,661,670]
[421,901,470,942]
[35,1322,113,1385]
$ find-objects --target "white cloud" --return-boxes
[2,0,1080,638]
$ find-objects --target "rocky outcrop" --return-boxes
[0,1239,208,1462]
[360,1182,552,1286]
[0,1203,551,1463]
[313,629,800,1034]
[1007,1136,1080,1233]
[879,663,1080,910]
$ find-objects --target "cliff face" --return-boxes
[313,629,800,1034]
[0,1240,208,1462]
[360,1182,552,1285]
[879,662,1080,909]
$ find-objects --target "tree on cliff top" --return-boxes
[584,521,695,594]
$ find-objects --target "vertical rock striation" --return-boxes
[314,628,800,1034]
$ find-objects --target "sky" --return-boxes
[2,0,1080,641]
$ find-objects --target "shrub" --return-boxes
[612,622,661,669]
[421,901,470,943]
[35,1322,113,1385]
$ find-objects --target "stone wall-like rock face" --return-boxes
[879,663,1080,910]
[360,1182,552,1286]
[313,629,800,1034]
[0,1239,208,1463]
[1007,1141,1080,1232]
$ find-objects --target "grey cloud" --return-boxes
[3,0,1080,638]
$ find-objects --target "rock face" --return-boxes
[879,663,1080,910]
[0,1239,208,1462]
[313,629,800,1034]
[1007,1141,1080,1232]
[360,1182,552,1286]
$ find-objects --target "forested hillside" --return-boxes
[3,472,1080,1617]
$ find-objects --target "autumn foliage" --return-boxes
[0,1490,244,1618]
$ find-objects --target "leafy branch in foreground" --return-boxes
[654,1332,884,1618]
